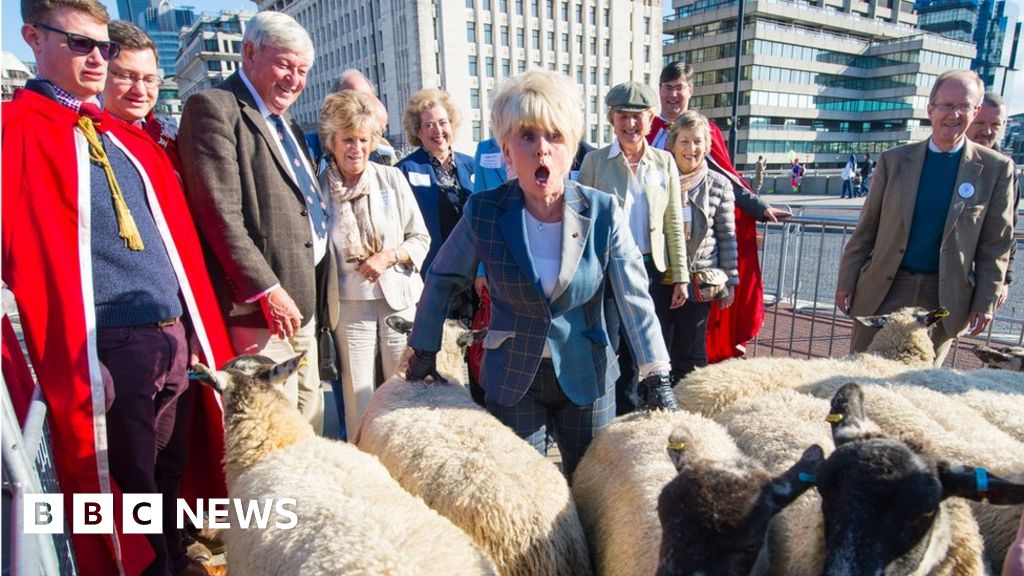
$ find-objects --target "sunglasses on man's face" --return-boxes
[33,22,121,60]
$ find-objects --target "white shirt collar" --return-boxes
[928,136,966,154]
[608,138,651,164]
[239,68,273,119]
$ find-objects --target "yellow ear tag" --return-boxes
[299,356,309,368]
[825,413,844,423]
[668,441,686,451]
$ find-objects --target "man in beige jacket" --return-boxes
[836,70,1015,364]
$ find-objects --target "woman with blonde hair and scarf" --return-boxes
[320,90,430,437]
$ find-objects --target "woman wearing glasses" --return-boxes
[320,90,430,437]
[396,89,478,329]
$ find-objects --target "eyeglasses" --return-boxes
[33,22,121,60]
[108,67,162,89]
[931,102,976,114]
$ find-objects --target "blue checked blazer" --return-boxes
[408,179,669,407]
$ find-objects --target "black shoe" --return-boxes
[638,372,680,411]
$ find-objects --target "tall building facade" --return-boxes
[664,0,975,170]
[2,52,33,102]
[136,0,196,76]
[118,0,153,26]
[915,0,1023,94]
[175,10,253,101]
[256,0,664,152]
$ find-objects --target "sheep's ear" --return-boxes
[266,353,305,385]
[766,444,824,511]
[938,463,1024,504]
[190,363,230,394]
[456,328,487,348]
[853,313,888,328]
[827,383,870,446]
[386,316,414,335]
[923,307,949,326]
[666,427,694,472]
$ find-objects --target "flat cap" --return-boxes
[605,82,657,112]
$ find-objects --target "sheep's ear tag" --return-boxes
[189,363,228,393]
[668,441,686,452]
[798,472,816,484]
[975,467,989,492]
[825,413,843,423]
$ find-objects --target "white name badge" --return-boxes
[682,205,693,223]
[958,182,975,199]
[569,170,580,182]
[644,171,665,188]
[480,152,503,169]
[408,172,431,187]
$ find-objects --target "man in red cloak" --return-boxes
[3,2,233,574]
[648,61,792,363]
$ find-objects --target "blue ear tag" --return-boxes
[798,472,816,484]
[975,467,989,492]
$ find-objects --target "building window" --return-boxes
[547,0,554,18]
[207,60,222,71]
[561,33,569,51]
[518,59,527,72]
[590,95,598,113]
[590,66,597,83]
[517,0,524,15]
[486,56,495,77]
[473,120,482,141]
[517,28,525,47]
[484,23,493,43]
[532,29,541,49]
[589,37,596,55]
[577,35,584,52]
[466,0,473,7]
[576,66,583,82]
[483,0,491,8]
[471,87,480,108]
[603,68,610,84]
[603,39,609,55]
[590,125,598,143]
[575,4,583,23]
[547,31,555,50]
[603,8,609,26]
[467,21,477,42]
[643,16,651,33]
[204,39,218,51]
[562,63,570,74]
[500,0,508,12]
[561,1,568,20]
[501,25,510,46]
[643,46,650,62]
[469,55,479,75]
[532,0,539,17]
[589,6,596,24]
[503,58,511,76]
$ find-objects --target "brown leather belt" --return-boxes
[155,317,180,328]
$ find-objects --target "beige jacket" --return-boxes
[577,141,688,283]
[837,138,1015,336]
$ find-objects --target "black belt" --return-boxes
[642,253,653,263]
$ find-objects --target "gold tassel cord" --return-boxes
[76,116,145,251]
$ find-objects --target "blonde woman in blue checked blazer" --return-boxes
[404,70,678,477]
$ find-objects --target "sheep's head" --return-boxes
[855,307,948,366]
[191,353,305,416]
[971,344,1024,371]
[386,317,486,385]
[816,382,1024,576]
[656,428,823,576]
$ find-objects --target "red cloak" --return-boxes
[2,88,233,575]
[649,116,765,363]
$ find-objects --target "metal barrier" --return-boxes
[750,213,1024,367]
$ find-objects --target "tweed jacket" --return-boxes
[178,72,338,328]
[683,169,739,287]
[396,147,476,276]
[837,138,1015,336]
[577,141,688,283]
[319,162,430,311]
[407,180,669,407]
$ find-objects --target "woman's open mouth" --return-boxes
[535,166,550,186]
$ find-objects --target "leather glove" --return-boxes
[406,349,447,383]
[638,371,680,412]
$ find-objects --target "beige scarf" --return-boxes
[678,159,709,196]
[327,162,383,263]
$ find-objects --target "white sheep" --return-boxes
[973,344,1024,372]
[801,378,1024,573]
[356,319,593,576]
[193,354,498,576]
[674,307,945,417]
[572,409,746,576]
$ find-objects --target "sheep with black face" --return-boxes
[815,383,1024,576]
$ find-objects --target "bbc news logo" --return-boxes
[23,494,298,534]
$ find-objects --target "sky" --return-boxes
[1,0,253,62]
[4,0,1023,114]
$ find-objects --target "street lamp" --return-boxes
[728,0,746,161]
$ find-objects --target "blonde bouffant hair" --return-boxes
[489,69,584,152]
[403,88,461,148]
[319,90,380,159]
